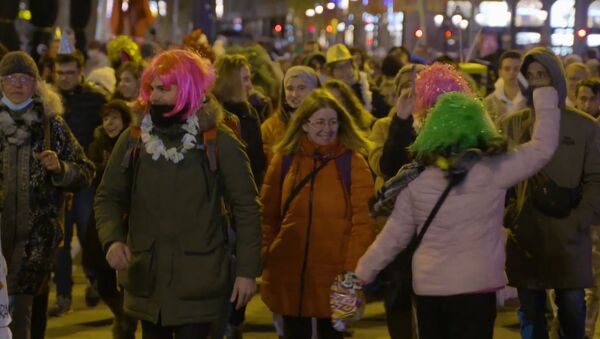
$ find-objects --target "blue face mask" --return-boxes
[1,96,33,112]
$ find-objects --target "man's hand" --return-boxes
[106,242,131,270]
[230,276,257,310]
[395,87,416,120]
[34,150,62,174]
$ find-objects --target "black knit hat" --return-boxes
[0,51,40,79]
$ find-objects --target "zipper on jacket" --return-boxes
[297,157,318,316]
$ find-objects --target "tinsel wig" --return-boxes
[409,92,506,161]
[414,63,471,123]
[107,36,142,69]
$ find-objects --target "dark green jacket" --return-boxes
[501,48,600,289]
[94,105,261,326]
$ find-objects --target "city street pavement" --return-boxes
[45,266,527,338]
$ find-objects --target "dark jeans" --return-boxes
[54,188,96,296]
[282,316,343,339]
[518,288,586,339]
[415,292,496,339]
[141,320,211,339]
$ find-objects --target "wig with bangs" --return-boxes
[414,63,471,122]
[139,49,215,119]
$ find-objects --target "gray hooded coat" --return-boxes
[500,48,600,289]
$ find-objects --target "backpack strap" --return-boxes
[121,126,141,170]
[202,127,218,173]
[334,151,352,196]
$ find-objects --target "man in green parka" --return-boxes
[94,50,261,338]
[501,47,600,339]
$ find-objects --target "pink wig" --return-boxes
[414,63,471,121]
[139,49,216,118]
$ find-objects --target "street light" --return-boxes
[434,14,444,27]
[315,5,324,14]
[451,14,463,27]
[459,19,469,30]
[327,2,336,10]
[306,9,315,17]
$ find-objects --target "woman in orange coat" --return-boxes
[260,89,375,338]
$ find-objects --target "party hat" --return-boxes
[58,29,75,55]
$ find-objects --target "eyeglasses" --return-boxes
[307,119,339,129]
[3,75,35,86]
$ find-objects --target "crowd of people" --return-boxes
[0,27,599,339]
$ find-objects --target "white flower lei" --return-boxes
[140,114,199,164]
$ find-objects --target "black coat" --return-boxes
[222,101,266,186]
[61,83,107,150]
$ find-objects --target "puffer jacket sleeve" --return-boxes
[260,154,284,259]
[344,153,375,271]
[94,128,132,249]
[355,187,416,284]
[49,115,95,191]
[218,129,262,278]
[490,87,561,188]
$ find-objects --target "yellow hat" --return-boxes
[326,43,353,65]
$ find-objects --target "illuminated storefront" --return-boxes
[514,0,547,47]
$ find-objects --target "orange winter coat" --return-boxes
[261,113,287,165]
[260,137,375,318]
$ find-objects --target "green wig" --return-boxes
[409,92,506,161]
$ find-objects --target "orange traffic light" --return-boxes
[444,29,453,39]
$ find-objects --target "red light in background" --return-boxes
[414,28,423,38]
[308,25,316,33]
[444,29,452,39]
[274,24,283,33]
[577,29,588,39]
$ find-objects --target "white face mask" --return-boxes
[1,96,33,111]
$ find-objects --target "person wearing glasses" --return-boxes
[49,50,107,317]
[260,89,375,338]
[501,47,600,339]
[0,51,94,339]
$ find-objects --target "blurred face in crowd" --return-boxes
[525,61,552,88]
[304,41,319,54]
[352,52,364,69]
[499,58,521,87]
[102,109,125,138]
[240,65,252,96]
[285,76,314,109]
[149,77,178,106]
[566,65,590,101]
[302,107,339,146]
[55,61,82,91]
[2,73,36,104]
[118,70,140,101]
[380,79,396,106]
[576,86,600,118]
[331,60,357,86]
